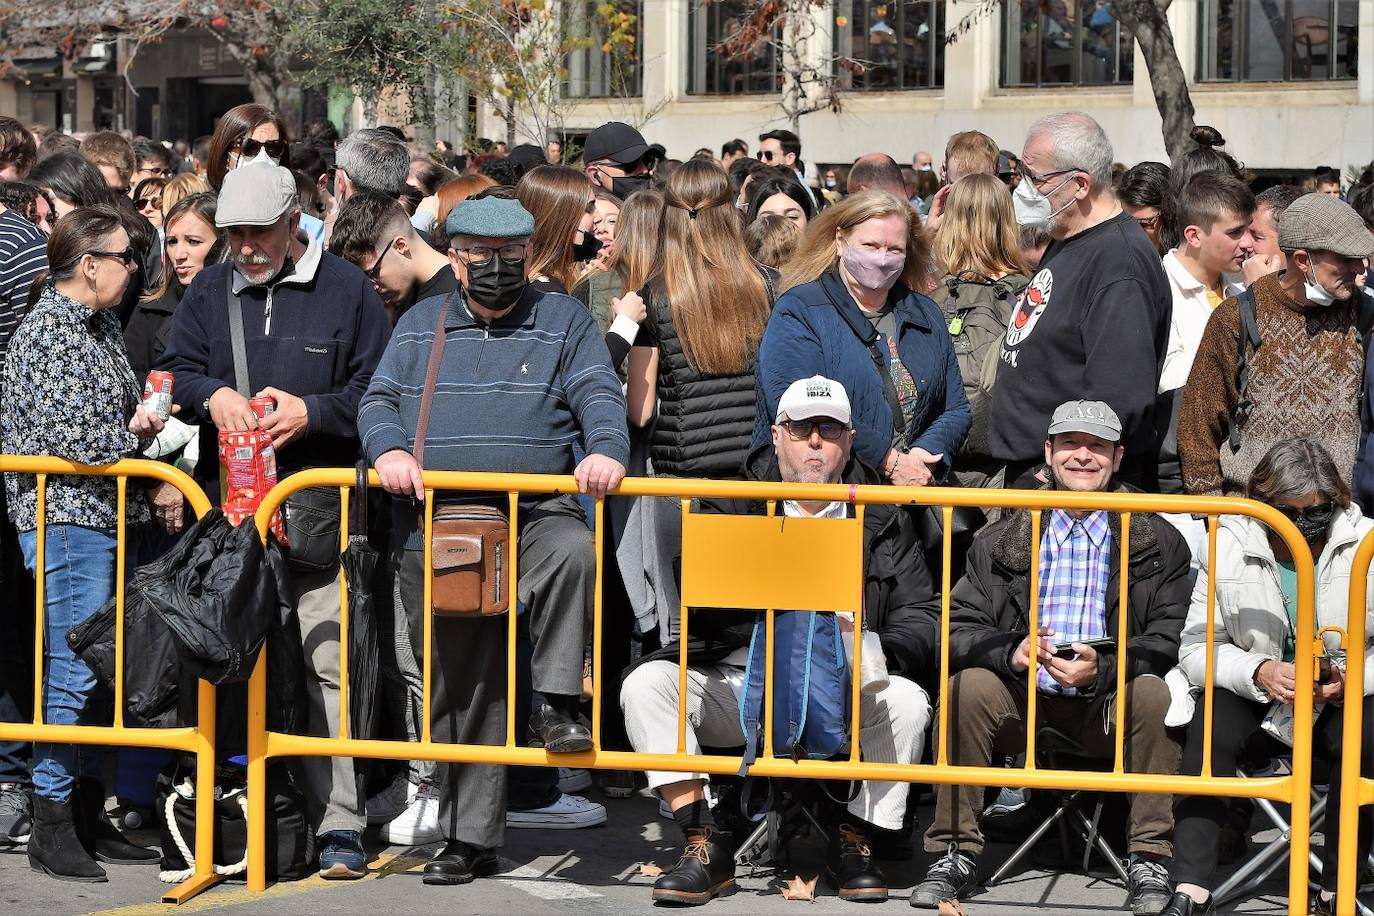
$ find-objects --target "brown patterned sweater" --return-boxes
[1178,271,1363,497]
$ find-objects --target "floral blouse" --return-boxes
[2,284,149,531]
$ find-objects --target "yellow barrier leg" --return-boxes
[247,654,269,891]
[162,678,224,904]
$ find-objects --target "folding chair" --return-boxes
[987,726,1130,886]
[1214,757,1374,915]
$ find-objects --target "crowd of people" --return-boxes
[0,106,1372,916]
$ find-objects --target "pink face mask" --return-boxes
[842,243,904,291]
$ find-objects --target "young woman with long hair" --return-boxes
[516,165,601,295]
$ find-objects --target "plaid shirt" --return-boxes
[1036,509,1111,695]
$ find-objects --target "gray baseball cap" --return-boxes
[1277,192,1374,258]
[215,162,298,228]
[1048,400,1122,442]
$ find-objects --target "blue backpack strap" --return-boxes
[737,613,765,776]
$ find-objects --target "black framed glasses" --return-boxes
[781,419,848,442]
[366,237,397,280]
[89,247,136,266]
[233,137,286,160]
[456,243,527,266]
[1019,164,1082,187]
[1274,502,1336,525]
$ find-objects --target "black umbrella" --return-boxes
[344,462,381,740]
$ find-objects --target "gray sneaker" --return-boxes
[910,845,978,908]
[0,783,30,846]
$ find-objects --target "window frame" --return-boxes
[563,0,645,99]
[686,0,782,96]
[999,0,1135,89]
[832,0,946,91]
[1197,0,1359,82]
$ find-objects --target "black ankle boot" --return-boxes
[28,794,107,882]
[74,779,159,864]
[651,828,736,906]
[825,822,888,903]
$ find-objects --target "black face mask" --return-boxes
[610,174,651,198]
[572,232,603,262]
[464,253,527,313]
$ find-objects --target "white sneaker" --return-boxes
[379,782,442,846]
[557,767,591,794]
[506,793,607,829]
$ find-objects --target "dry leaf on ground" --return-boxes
[937,899,968,916]
[781,874,818,901]
[638,862,664,877]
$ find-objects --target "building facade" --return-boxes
[546,0,1374,171]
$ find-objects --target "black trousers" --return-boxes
[1171,686,1374,891]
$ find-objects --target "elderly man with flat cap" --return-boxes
[1179,192,1374,502]
[159,160,391,879]
[915,399,1190,914]
[358,196,629,886]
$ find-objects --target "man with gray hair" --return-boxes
[990,111,1171,490]
[160,160,390,880]
[333,127,411,205]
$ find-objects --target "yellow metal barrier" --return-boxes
[248,470,1321,913]
[1338,530,1374,916]
[0,457,220,905]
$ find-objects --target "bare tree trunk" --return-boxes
[1118,0,1196,161]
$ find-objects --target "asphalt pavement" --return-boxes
[0,789,1314,916]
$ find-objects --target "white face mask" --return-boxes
[1012,171,1078,229]
[1303,267,1336,306]
[234,147,279,171]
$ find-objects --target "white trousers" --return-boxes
[621,659,930,830]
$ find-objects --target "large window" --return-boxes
[1001,0,1134,87]
[565,0,643,98]
[688,0,781,95]
[834,0,945,89]
[1199,0,1358,81]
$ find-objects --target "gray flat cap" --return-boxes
[445,197,535,239]
[1048,400,1122,442]
[216,162,298,228]
[1278,192,1374,258]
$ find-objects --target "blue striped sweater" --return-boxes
[358,287,630,477]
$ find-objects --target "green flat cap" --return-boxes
[445,196,535,239]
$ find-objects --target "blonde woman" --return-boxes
[932,173,1031,485]
[755,190,970,486]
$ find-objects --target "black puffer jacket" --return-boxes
[639,269,775,478]
[629,443,942,683]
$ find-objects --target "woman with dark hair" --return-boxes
[1162,437,1374,916]
[132,176,168,229]
[516,165,600,295]
[1118,161,1171,253]
[205,103,292,192]
[27,151,112,221]
[746,173,815,228]
[3,206,168,882]
[0,180,55,234]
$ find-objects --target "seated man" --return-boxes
[914,400,1190,914]
[621,376,938,906]
[357,195,629,886]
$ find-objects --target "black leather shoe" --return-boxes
[1157,891,1215,916]
[74,780,159,865]
[422,840,499,886]
[825,823,888,903]
[529,704,593,754]
[651,828,736,906]
[28,795,106,882]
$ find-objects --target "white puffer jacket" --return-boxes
[1165,505,1374,726]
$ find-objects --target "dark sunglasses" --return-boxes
[1274,501,1336,525]
[758,150,778,162]
[136,197,159,211]
[234,137,286,160]
[89,247,136,266]
[366,236,397,280]
[781,418,848,441]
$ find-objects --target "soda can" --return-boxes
[142,370,174,421]
[249,396,276,419]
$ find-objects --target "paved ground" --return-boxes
[0,791,1322,916]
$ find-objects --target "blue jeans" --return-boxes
[19,524,117,803]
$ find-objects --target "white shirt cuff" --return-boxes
[609,314,639,344]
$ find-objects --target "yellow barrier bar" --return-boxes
[32,474,44,725]
[1288,529,1318,916]
[936,505,952,768]
[1338,530,1374,914]
[676,497,690,756]
[1202,515,1218,780]
[1112,513,1130,772]
[591,497,605,749]
[763,605,776,760]
[338,487,350,742]
[165,678,224,904]
[247,652,268,891]
[506,491,520,747]
[115,476,127,729]
[848,505,865,764]
[1025,509,1041,768]
[422,488,433,745]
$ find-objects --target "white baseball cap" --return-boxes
[776,376,851,425]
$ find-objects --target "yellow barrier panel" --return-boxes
[248,469,1320,914]
[1339,530,1374,916]
[0,457,219,906]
